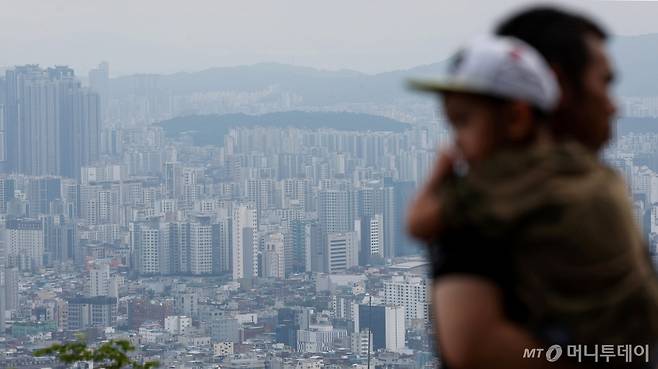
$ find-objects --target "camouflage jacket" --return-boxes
[438,141,658,349]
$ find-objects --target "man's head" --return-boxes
[496,7,617,151]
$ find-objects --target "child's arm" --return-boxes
[407,150,455,242]
[433,276,578,369]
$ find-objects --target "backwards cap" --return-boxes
[410,35,560,112]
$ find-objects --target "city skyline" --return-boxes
[0,58,445,368]
[0,62,656,369]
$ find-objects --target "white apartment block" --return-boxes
[384,275,429,323]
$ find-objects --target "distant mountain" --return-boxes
[111,33,658,110]
[112,64,365,104]
[157,111,411,146]
[109,61,449,106]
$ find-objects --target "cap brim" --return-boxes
[408,78,484,94]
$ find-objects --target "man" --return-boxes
[408,7,657,369]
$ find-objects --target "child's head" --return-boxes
[410,35,560,164]
[442,91,542,163]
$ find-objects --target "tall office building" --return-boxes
[0,178,15,213]
[0,104,6,172]
[290,220,312,273]
[4,65,46,173]
[231,205,258,280]
[3,267,18,310]
[163,162,181,199]
[384,178,417,257]
[318,190,354,234]
[4,217,44,271]
[368,214,385,260]
[212,215,231,274]
[307,222,325,273]
[61,88,101,179]
[21,68,71,175]
[66,295,117,330]
[131,221,162,275]
[166,222,189,275]
[382,185,396,259]
[88,262,117,298]
[356,304,406,353]
[189,218,213,275]
[0,266,5,333]
[356,187,383,219]
[180,167,202,208]
[26,176,62,215]
[384,275,430,323]
[100,127,122,156]
[79,183,121,225]
[42,214,76,265]
[88,62,109,124]
[159,216,225,276]
[246,178,274,214]
[262,232,285,279]
[282,178,310,211]
[3,65,100,178]
[89,262,110,296]
[356,214,384,266]
[326,232,358,274]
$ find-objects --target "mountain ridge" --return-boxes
[110,33,658,107]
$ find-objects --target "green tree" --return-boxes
[34,338,159,369]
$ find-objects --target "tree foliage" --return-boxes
[157,111,410,146]
[33,338,159,369]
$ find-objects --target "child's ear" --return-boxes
[505,102,534,141]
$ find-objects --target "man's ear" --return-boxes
[504,101,534,141]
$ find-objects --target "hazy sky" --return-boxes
[1,0,657,77]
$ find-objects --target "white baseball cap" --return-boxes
[409,35,560,112]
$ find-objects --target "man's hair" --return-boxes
[495,7,607,91]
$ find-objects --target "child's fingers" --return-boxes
[407,188,443,242]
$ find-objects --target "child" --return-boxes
[410,35,658,368]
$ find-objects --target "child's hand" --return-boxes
[407,149,456,243]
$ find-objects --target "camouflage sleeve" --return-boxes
[437,175,463,230]
[430,176,513,284]
[437,174,487,234]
